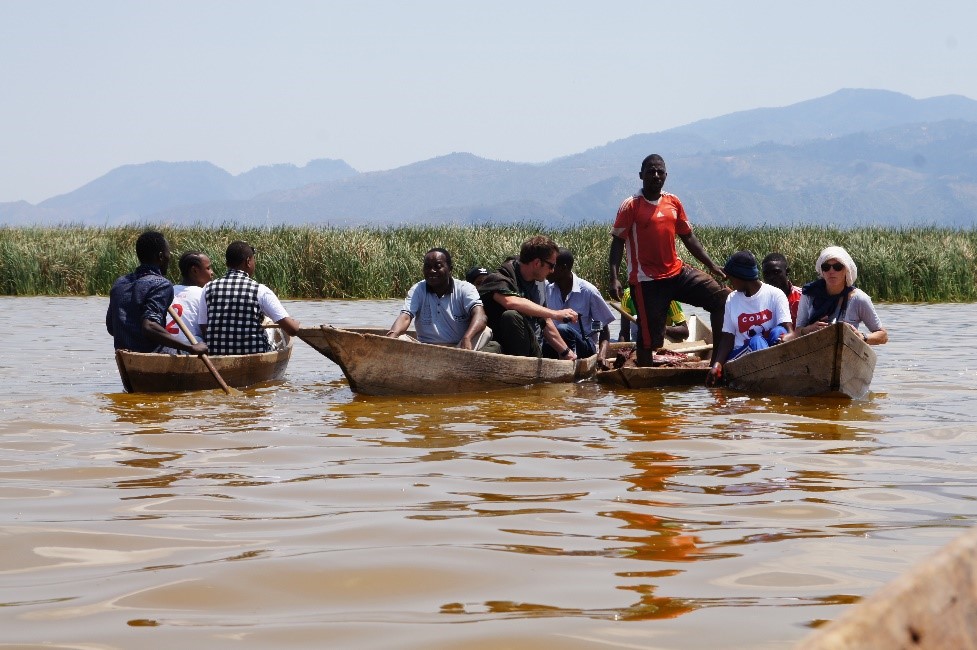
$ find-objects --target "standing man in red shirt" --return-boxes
[608,154,730,366]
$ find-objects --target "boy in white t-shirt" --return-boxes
[706,251,794,386]
[160,251,214,354]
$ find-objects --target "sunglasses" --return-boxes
[821,262,845,272]
[541,259,556,270]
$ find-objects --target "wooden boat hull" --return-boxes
[115,337,292,393]
[596,362,710,388]
[797,525,977,650]
[298,325,596,396]
[723,323,876,398]
[598,315,713,388]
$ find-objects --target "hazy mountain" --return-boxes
[1,158,356,225]
[5,89,977,227]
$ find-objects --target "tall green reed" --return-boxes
[1,223,975,302]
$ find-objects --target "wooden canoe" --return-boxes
[797,525,977,650]
[297,325,597,395]
[723,322,876,398]
[597,315,714,388]
[115,332,292,393]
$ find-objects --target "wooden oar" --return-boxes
[166,306,239,396]
[607,300,637,323]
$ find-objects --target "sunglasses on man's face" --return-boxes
[541,259,556,270]
[821,262,845,272]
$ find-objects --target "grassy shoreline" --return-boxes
[2,224,975,302]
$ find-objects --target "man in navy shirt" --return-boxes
[106,231,208,355]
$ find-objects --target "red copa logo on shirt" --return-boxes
[738,310,772,334]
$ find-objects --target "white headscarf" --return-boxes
[815,246,857,287]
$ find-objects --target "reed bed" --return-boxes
[1,224,975,302]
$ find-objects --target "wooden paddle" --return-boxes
[166,306,239,395]
[607,300,637,323]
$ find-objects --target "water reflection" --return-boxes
[6,298,977,649]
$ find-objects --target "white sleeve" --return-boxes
[197,286,209,325]
[257,284,290,322]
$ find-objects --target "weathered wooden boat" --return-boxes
[597,315,714,388]
[723,322,876,398]
[797,525,977,649]
[297,325,596,395]
[115,331,292,393]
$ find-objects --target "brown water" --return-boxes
[2,297,976,649]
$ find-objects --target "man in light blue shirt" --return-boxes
[386,248,497,351]
[544,248,615,365]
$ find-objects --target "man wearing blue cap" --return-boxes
[707,250,794,386]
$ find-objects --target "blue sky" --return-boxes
[2,0,976,204]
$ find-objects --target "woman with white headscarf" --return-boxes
[795,246,888,345]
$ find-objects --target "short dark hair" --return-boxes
[226,241,255,268]
[761,252,789,268]
[425,247,453,270]
[640,154,666,172]
[518,235,559,264]
[555,248,574,269]
[135,231,168,265]
[178,251,206,280]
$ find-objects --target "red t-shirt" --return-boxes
[611,192,692,283]
[787,285,802,326]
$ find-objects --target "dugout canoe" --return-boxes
[114,332,292,393]
[796,525,977,650]
[597,315,713,388]
[722,322,876,398]
[297,325,597,395]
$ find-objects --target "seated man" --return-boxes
[465,266,490,288]
[160,250,214,354]
[762,252,802,326]
[618,287,689,343]
[544,248,615,364]
[106,230,207,356]
[386,248,498,351]
[198,241,300,355]
[479,235,579,359]
[707,251,794,386]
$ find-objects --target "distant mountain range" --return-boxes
[4,88,977,228]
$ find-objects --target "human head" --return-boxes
[639,154,667,196]
[548,248,575,283]
[135,231,170,271]
[518,235,560,282]
[761,252,792,295]
[465,266,489,287]
[225,240,256,274]
[723,250,760,283]
[422,248,452,293]
[815,246,857,287]
[178,251,214,287]
[226,241,255,267]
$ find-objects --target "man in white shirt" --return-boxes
[160,251,214,354]
[199,241,300,355]
[707,250,794,386]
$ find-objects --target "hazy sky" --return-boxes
[2,0,975,204]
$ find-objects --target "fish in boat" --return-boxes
[297,325,596,396]
[114,329,292,393]
[723,322,876,398]
[597,315,714,388]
